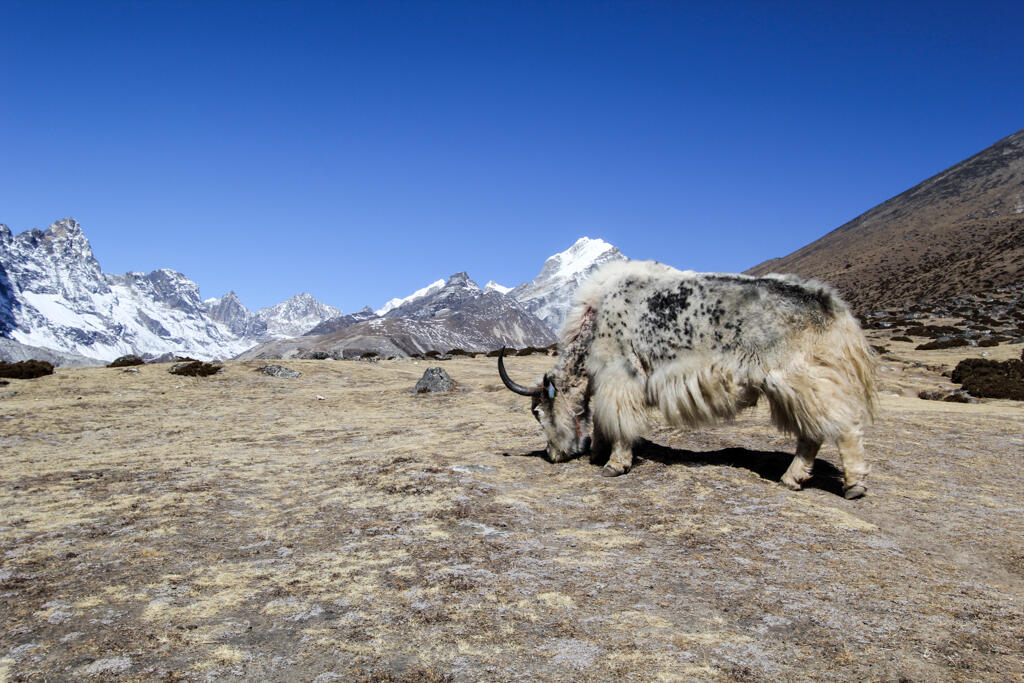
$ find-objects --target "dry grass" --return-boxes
[1,352,1023,680]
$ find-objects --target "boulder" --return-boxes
[414,367,453,393]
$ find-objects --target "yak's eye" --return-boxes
[547,383,556,399]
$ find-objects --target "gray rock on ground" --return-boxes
[256,365,301,379]
[414,367,453,393]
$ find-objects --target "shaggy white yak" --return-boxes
[499,260,876,499]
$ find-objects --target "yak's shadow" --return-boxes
[634,439,846,496]
[506,439,846,496]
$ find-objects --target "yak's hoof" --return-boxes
[781,476,803,491]
[844,484,867,500]
[601,464,628,477]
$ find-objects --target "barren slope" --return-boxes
[747,129,1024,311]
[1,350,1023,681]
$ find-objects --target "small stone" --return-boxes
[81,656,132,676]
[414,367,453,393]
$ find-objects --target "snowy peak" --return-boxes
[256,293,342,339]
[108,268,204,313]
[20,218,97,265]
[510,236,628,333]
[376,279,446,316]
[484,280,511,295]
[538,237,621,281]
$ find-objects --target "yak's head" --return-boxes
[498,348,590,462]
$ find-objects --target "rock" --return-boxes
[918,390,947,401]
[414,367,453,393]
[107,354,145,368]
[950,357,1024,400]
[915,337,970,351]
[0,359,55,379]
[256,364,301,379]
[169,361,222,377]
[122,368,140,374]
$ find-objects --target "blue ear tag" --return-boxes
[548,383,556,399]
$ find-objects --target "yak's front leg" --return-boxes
[589,419,611,466]
[601,438,635,477]
[591,363,648,477]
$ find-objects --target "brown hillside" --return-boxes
[747,129,1024,312]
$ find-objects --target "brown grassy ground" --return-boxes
[1,344,1023,681]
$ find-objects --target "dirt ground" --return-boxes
[2,339,1023,681]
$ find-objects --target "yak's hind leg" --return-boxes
[837,425,869,499]
[781,436,820,491]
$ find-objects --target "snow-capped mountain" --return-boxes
[0,219,341,361]
[255,293,342,339]
[510,236,628,333]
[0,219,253,361]
[375,279,446,316]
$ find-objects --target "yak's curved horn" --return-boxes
[498,347,541,396]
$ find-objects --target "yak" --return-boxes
[499,260,877,499]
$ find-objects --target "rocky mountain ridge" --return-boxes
[238,272,557,360]
[747,128,1024,312]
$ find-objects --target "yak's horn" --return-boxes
[498,347,541,396]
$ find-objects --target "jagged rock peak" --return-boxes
[206,291,267,339]
[445,272,481,291]
[11,217,98,263]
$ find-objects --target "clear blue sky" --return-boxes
[2,1,1021,312]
